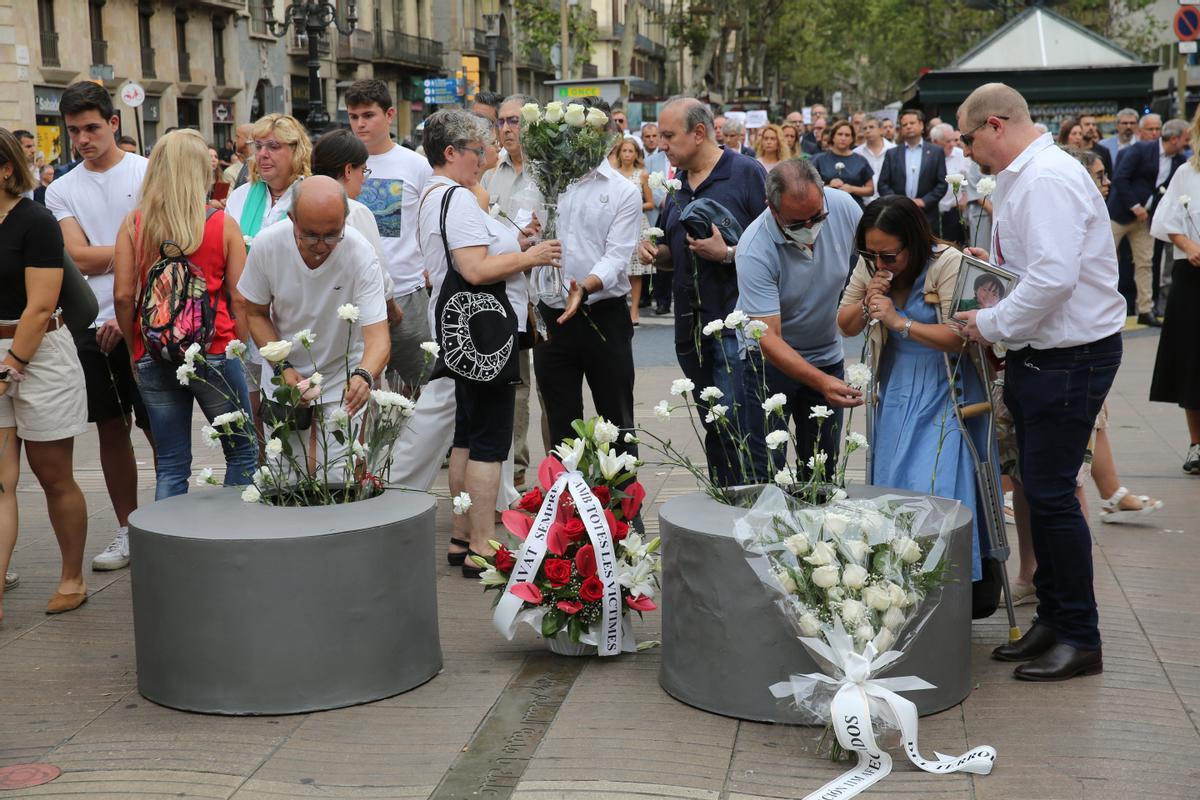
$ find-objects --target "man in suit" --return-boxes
[1108,118,1188,326]
[1098,108,1139,167]
[877,108,947,229]
[721,119,757,158]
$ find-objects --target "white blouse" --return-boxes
[1151,160,1200,261]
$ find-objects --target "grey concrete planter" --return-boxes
[657,485,973,724]
[129,486,441,715]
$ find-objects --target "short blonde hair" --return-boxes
[759,123,792,159]
[0,128,35,196]
[248,113,312,184]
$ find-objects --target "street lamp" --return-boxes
[263,0,358,133]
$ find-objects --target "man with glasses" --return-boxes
[736,158,864,482]
[237,176,389,474]
[954,83,1126,682]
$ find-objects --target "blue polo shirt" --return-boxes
[659,148,767,344]
[735,187,862,367]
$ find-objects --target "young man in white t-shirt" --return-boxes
[45,81,151,572]
[345,79,433,394]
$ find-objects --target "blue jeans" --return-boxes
[136,354,258,501]
[1005,333,1121,650]
[744,352,844,484]
[675,334,767,487]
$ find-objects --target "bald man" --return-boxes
[236,176,391,474]
[224,123,255,188]
[955,82,1125,682]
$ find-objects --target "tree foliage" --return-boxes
[513,0,598,77]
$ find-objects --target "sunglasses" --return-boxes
[497,116,521,129]
[960,115,1009,148]
[779,208,829,231]
[857,248,902,266]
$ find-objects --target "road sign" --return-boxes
[1182,40,1198,53]
[423,78,457,90]
[120,81,146,108]
[1175,6,1200,41]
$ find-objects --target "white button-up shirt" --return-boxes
[853,139,894,204]
[939,146,968,212]
[544,159,642,309]
[976,134,1126,350]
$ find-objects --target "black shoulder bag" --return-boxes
[430,185,520,386]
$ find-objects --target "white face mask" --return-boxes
[780,219,823,249]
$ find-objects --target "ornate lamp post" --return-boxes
[263,0,358,133]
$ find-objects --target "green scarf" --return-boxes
[239,180,270,244]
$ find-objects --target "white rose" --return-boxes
[840,598,866,625]
[841,563,869,589]
[798,612,822,637]
[723,309,749,329]
[241,485,261,503]
[654,400,671,420]
[670,378,695,396]
[701,319,725,336]
[844,538,872,562]
[452,491,472,515]
[765,430,790,451]
[826,586,845,603]
[544,101,565,123]
[295,329,315,348]
[854,622,876,644]
[521,102,541,123]
[809,404,833,420]
[784,532,811,556]
[703,404,728,424]
[859,509,885,535]
[259,339,293,363]
[585,107,608,129]
[905,589,921,608]
[873,626,896,652]
[699,386,724,402]
[564,104,587,127]
[195,467,216,486]
[812,564,840,589]
[337,303,360,322]
[224,339,247,360]
[761,393,787,414]
[265,437,283,457]
[420,341,440,359]
[845,362,872,390]
[863,584,891,611]
[773,467,798,487]
[804,540,837,566]
[883,605,906,630]
[886,582,908,608]
[823,512,851,537]
[593,418,620,445]
[893,536,922,564]
[774,567,798,594]
[744,320,768,340]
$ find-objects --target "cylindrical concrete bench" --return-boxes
[658,486,973,724]
[129,486,441,715]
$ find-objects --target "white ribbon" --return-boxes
[770,623,996,800]
[493,470,628,656]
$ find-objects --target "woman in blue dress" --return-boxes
[837,195,1000,611]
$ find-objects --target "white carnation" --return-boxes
[670,378,695,396]
[336,303,360,322]
[761,393,787,414]
[195,467,216,486]
[975,176,997,197]
[699,386,724,402]
[773,467,798,488]
[744,320,768,340]
[765,430,790,450]
[201,425,221,448]
[593,418,620,445]
[224,339,247,359]
[653,400,671,420]
[643,226,665,241]
[847,431,869,451]
[176,364,195,386]
[723,309,749,329]
[648,171,666,191]
[264,437,283,457]
[845,362,872,390]
[806,452,828,471]
[704,404,729,424]
[701,319,725,336]
[295,329,315,348]
[241,485,261,503]
[809,405,833,420]
[330,406,350,428]
[420,341,440,358]
[452,491,472,515]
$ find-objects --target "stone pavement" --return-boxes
[1,327,1198,799]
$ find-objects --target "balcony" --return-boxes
[519,45,551,71]
[374,29,442,70]
[141,46,156,78]
[337,29,374,62]
[466,27,511,59]
[91,38,107,67]
[288,30,331,56]
[40,30,59,67]
[598,24,667,61]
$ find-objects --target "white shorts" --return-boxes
[0,325,88,442]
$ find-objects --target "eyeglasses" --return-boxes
[497,116,521,129]
[297,230,345,247]
[1092,169,1109,186]
[857,248,903,266]
[458,145,486,160]
[253,140,290,152]
[959,115,1009,148]
[777,202,829,230]
[360,166,372,179]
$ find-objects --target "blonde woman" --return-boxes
[609,137,654,323]
[113,130,257,500]
[756,123,791,169]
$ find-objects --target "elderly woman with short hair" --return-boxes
[418,110,562,575]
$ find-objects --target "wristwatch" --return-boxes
[272,360,293,377]
[898,318,914,339]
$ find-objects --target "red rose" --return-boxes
[494,546,515,573]
[611,519,629,542]
[564,518,586,542]
[518,486,544,513]
[543,558,572,587]
[592,485,611,507]
[557,600,583,615]
[580,575,604,603]
[575,544,597,578]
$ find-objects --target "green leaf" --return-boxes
[541,608,564,638]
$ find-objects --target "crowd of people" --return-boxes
[1,78,1196,684]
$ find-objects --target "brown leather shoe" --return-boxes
[46,592,88,614]
[991,621,1057,662]
[1014,643,1102,682]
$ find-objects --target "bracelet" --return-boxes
[8,350,29,366]
[351,367,375,389]
[272,360,293,377]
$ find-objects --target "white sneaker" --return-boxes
[92,528,130,571]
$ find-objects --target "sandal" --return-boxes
[1099,486,1163,524]
[462,549,492,579]
[447,537,470,566]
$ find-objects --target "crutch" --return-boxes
[862,333,877,484]
[943,344,1021,642]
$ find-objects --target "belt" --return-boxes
[0,312,64,340]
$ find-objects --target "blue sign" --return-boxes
[1175,6,1200,42]
[423,77,458,90]
[424,94,460,105]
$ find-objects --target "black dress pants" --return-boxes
[533,297,636,452]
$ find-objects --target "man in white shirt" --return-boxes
[46,81,151,573]
[955,83,1125,683]
[931,123,968,243]
[852,116,895,204]
[345,79,434,394]
[532,97,643,449]
[237,177,389,477]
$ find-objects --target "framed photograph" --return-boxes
[950,254,1018,321]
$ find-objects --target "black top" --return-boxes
[811,152,874,208]
[0,198,63,319]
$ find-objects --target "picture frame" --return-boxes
[950,254,1019,322]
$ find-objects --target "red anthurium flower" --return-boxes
[580,575,605,603]
[626,594,657,612]
[575,544,597,578]
[592,485,611,507]
[547,522,570,555]
[494,546,516,572]
[621,482,646,520]
[510,582,542,604]
[543,558,572,587]
[518,486,544,513]
[564,518,586,542]
[501,510,534,540]
[557,600,583,615]
[538,454,566,491]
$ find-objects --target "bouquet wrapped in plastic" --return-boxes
[734,485,996,798]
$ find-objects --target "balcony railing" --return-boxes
[598,24,667,61]
[288,30,331,55]
[141,46,156,78]
[374,29,442,70]
[520,46,550,70]
[91,38,107,67]
[337,29,374,62]
[40,30,59,67]
[465,28,511,59]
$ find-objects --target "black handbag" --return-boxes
[430,185,520,386]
